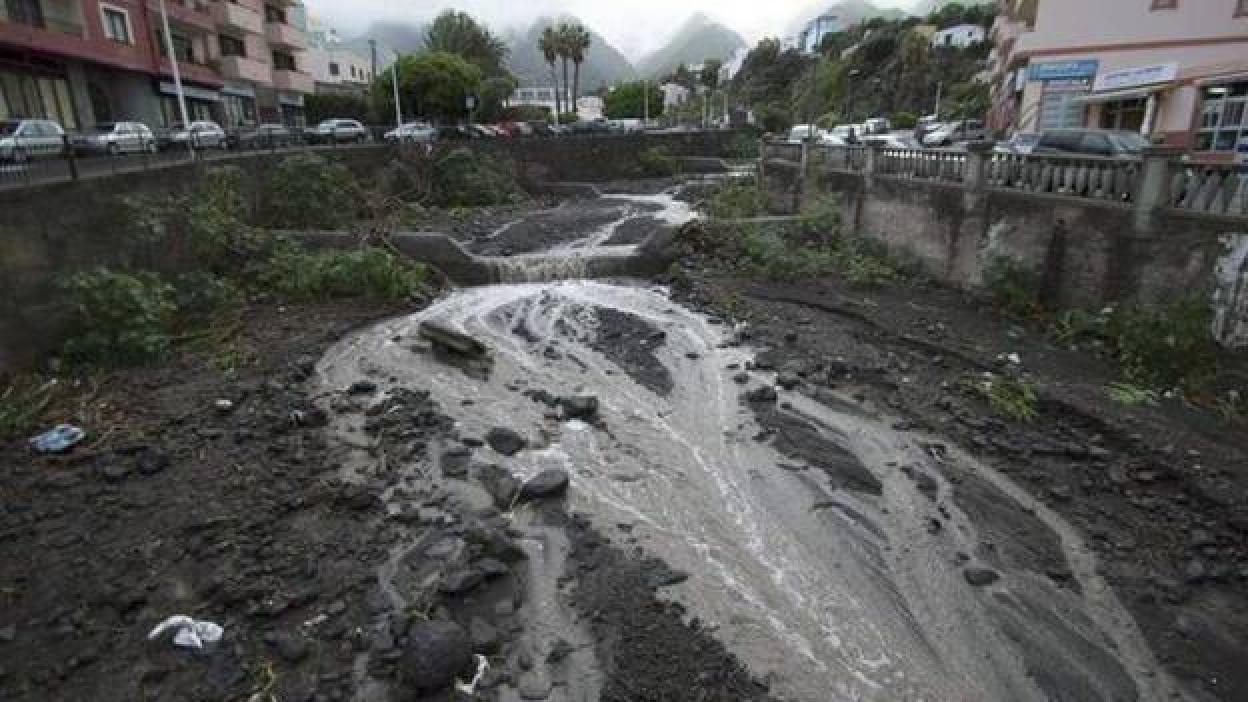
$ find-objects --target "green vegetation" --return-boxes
[705,183,769,219]
[1106,382,1159,407]
[59,269,177,364]
[0,376,58,441]
[638,146,677,177]
[432,147,519,206]
[257,153,358,230]
[730,131,761,159]
[259,248,427,302]
[984,256,1044,319]
[306,92,372,124]
[960,372,1040,422]
[604,81,665,119]
[374,51,484,124]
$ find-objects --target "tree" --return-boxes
[604,81,663,119]
[306,93,371,124]
[423,10,508,77]
[700,59,722,91]
[568,23,591,114]
[538,26,562,115]
[374,51,482,124]
[556,22,573,111]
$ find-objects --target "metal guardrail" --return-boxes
[1169,163,1248,218]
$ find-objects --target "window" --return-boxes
[157,31,196,63]
[101,6,132,44]
[1195,82,1248,152]
[219,34,245,57]
[1150,0,1177,9]
[1237,0,1248,17]
[5,0,45,28]
[264,4,285,23]
[272,52,296,71]
[328,62,340,76]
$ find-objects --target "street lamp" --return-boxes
[392,51,403,128]
[156,0,192,157]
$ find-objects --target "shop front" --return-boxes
[0,51,79,128]
[1195,77,1248,161]
[1075,63,1177,137]
[1024,59,1099,130]
[155,79,220,126]
[220,81,257,128]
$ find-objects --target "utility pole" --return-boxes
[391,51,403,127]
[934,81,943,119]
[156,0,192,157]
[369,39,378,82]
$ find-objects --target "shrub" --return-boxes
[556,112,579,126]
[174,271,243,324]
[730,132,761,159]
[1105,299,1217,390]
[0,376,58,441]
[705,183,768,219]
[960,372,1039,422]
[638,146,678,177]
[260,247,427,302]
[433,148,519,207]
[257,152,358,230]
[984,257,1044,319]
[892,111,918,129]
[59,269,176,364]
[756,105,792,135]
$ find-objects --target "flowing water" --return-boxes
[320,190,1181,702]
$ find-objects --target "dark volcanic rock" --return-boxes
[519,469,570,501]
[399,620,473,693]
[440,569,485,595]
[964,567,1001,587]
[485,428,528,456]
[746,386,779,404]
[559,396,600,421]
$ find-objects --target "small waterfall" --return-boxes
[490,254,592,283]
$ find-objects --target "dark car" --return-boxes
[230,124,296,150]
[1032,129,1149,158]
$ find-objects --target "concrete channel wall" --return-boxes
[762,142,1248,348]
[0,131,742,374]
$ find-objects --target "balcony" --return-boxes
[271,68,313,93]
[216,54,269,84]
[211,1,262,34]
[156,0,215,32]
[264,21,304,50]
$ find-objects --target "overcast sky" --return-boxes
[303,0,922,59]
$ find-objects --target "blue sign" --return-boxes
[1027,60,1099,82]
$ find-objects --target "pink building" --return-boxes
[988,0,1248,161]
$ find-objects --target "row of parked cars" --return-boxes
[381,117,640,144]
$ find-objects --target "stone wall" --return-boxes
[0,132,742,374]
[765,149,1248,347]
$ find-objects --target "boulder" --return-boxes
[745,386,779,404]
[399,620,473,693]
[519,470,570,501]
[486,428,528,456]
[559,396,599,421]
[476,464,520,508]
[963,567,1000,587]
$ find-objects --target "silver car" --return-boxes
[309,119,369,144]
[166,121,228,150]
[76,121,157,156]
[0,119,67,163]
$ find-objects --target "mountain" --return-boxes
[635,14,748,79]
[504,18,637,92]
[784,0,908,37]
[913,0,996,18]
[352,20,426,57]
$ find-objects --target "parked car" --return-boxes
[922,119,987,147]
[229,123,296,150]
[787,124,820,143]
[1031,128,1149,158]
[864,117,891,135]
[994,132,1041,155]
[306,119,369,144]
[384,122,437,143]
[862,133,919,149]
[163,121,227,150]
[829,125,863,144]
[435,125,474,141]
[0,119,66,162]
[75,121,156,156]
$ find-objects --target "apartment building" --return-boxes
[987,0,1248,161]
[304,22,373,97]
[0,0,313,130]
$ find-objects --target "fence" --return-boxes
[765,138,1248,221]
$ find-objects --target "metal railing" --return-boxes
[809,144,868,172]
[1168,163,1248,218]
[986,152,1140,202]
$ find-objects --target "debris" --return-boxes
[147,615,224,650]
[213,399,234,414]
[519,469,571,500]
[29,425,86,454]
[454,654,490,694]
[420,320,489,358]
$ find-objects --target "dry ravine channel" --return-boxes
[316,181,1183,702]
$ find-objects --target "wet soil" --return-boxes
[668,272,1248,702]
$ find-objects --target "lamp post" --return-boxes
[843,68,861,128]
[391,51,403,128]
[156,0,192,157]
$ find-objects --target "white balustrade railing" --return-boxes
[986,152,1140,202]
[1168,164,1248,218]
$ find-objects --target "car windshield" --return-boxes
[0,120,21,136]
[317,121,337,129]
[93,123,117,133]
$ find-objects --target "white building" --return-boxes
[304,22,375,96]
[660,83,691,108]
[800,14,841,55]
[507,87,599,120]
[932,24,986,49]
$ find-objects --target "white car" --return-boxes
[76,121,156,155]
[787,124,820,143]
[166,121,227,150]
[0,119,67,162]
[309,119,369,144]
[384,122,436,143]
[922,119,987,147]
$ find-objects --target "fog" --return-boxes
[302,0,921,59]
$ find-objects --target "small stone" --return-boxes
[745,386,778,404]
[135,449,170,476]
[519,470,570,501]
[440,569,484,595]
[559,396,599,421]
[776,374,800,391]
[485,428,528,456]
[517,671,553,699]
[399,621,472,692]
[469,617,500,654]
[732,372,750,385]
[963,567,1000,587]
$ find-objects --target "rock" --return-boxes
[559,396,599,421]
[134,449,170,476]
[399,620,473,693]
[732,372,750,385]
[99,462,131,483]
[420,321,488,358]
[745,386,778,404]
[267,633,310,663]
[440,569,484,595]
[477,464,520,508]
[441,448,472,478]
[519,470,570,501]
[214,399,235,414]
[776,374,800,391]
[347,380,378,396]
[486,428,528,456]
[476,558,509,579]
[469,617,500,654]
[963,567,1000,587]
[517,670,553,700]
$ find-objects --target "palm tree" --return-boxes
[538,26,562,115]
[569,24,591,116]
[556,22,574,115]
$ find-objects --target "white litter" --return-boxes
[147,615,224,650]
[454,654,490,695]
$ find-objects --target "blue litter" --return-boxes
[29,425,86,454]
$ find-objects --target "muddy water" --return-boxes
[318,195,1181,701]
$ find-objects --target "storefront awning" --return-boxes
[1072,86,1158,104]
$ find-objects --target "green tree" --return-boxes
[568,23,591,113]
[538,26,563,114]
[375,52,482,124]
[556,22,574,111]
[423,10,508,76]
[604,81,663,119]
[305,93,372,124]
[700,59,722,91]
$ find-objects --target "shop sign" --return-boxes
[1093,63,1178,92]
[1027,60,1099,82]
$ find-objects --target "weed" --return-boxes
[730,132,761,159]
[0,376,58,441]
[1105,299,1217,391]
[1050,309,1106,349]
[959,372,1039,422]
[174,271,243,325]
[984,257,1044,319]
[638,146,678,177]
[59,268,176,365]
[433,148,519,207]
[705,184,768,219]
[257,152,358,230]
[1106,382,1159,407]
[260,247,427,302]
